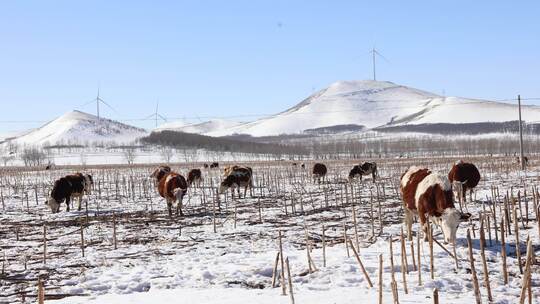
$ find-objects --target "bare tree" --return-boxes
[160,147,174,163]
[21,147,47,166]
[122,148,137,165]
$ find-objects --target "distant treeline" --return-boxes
[376,121,540,135]
[142,130,309,156]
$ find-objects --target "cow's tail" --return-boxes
[173,186,187,201]
[173,186,187,216]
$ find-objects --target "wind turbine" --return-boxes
[93,88,116,122]
[146,100,167,128]
[369,47,389,81]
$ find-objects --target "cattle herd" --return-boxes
[44,159,482,245]
[3,154,537,303]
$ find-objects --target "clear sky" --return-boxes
[1,1,539,133]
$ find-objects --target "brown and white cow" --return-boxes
[219,166,253,199]
[223,165,252,178]
[400,166,470,243]
[187,168,202,188]
[312,163,327,184]
[152,166,188,216]
[448,160,481,202]
[348,162,377,182]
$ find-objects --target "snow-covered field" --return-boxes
[0,157,538,303]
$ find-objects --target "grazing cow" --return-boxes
[400,166,471,243]
[210,162,219,169]
[157,171,188,216]
[448,160,481,202]
[219,166,253,199]
[301,163,305,169]
[45,177,73,213]
[312,163,327,184]
[348,162,377,182]
[515,156,529,167]
[203,163,209,169]
[223,165,253,178]
[292,162,297,167]
[64,173,91,211]
[187,169,202,187]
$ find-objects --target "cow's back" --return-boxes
[312,163,327,176]
[65,174,85,194]
[401,167,431,210]
[449,162,480,188]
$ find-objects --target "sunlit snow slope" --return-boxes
[210,80,540,137]
[14,110,147,145]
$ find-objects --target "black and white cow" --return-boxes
[219,166,253,199]
[45,173,93,213]
[312,163,327,184]
[349,162,377,182]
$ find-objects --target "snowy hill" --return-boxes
[12,110,147,146]
[209,80,540,137]
[155,119,241,136]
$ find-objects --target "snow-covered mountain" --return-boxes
[209,80,540,137]
[155,119,241,136]
[11,110,147,146]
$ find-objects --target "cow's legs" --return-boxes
[372,171,376,183]
[404,208,414,241]
[77,195,83,211]
[462,186,468,203]
[417,205,429,241]
[243,185,248,198]
[167,200,173,217]
[176,197,183,217]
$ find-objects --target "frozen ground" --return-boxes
[0,157,538,303]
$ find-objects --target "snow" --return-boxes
[1,159,537,304]
[404,97,540,125]
[155,119,241,136]
[210,80,540,137]
[11,110,148,146]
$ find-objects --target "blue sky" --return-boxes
[1,1,539,132]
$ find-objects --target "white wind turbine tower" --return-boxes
[369,47,388,81]
[146,100,167,128]
[92,88,115,122]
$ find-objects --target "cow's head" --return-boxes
[83,174,94,195]
[151,167,170,184]
[45,197,60,213]
[218,176,234,194]
[440,208,471,244]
